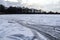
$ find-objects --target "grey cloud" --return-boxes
[40,3,60,12]
[0,0,60,12]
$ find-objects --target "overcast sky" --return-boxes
[0,0,60,12]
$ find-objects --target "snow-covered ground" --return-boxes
[0,14,60,40]
[0,19,35,40]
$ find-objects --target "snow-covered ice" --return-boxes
[0,14,60,40]
[0,19,35,40]
[0,18,50,40]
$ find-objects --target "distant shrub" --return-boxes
[0,4,5,12]
[0,4,60,14]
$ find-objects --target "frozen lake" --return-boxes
[0,14,60,26]
[0,14,60,40]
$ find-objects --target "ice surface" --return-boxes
[0,14,60,40]
[0,18,35,40]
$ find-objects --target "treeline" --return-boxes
[0,4,60,14]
